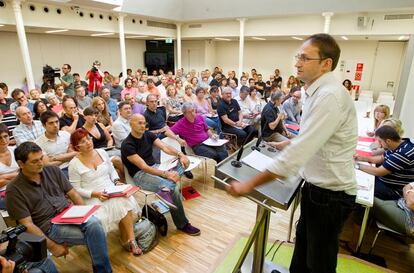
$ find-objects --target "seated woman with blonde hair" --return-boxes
[69,128,142,255]
[367,104,390,137]
[91,97,113,131]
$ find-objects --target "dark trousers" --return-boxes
[290,182,355,273]
[374,177,402,201]
[222,125,257,146]
[192,143,228,163]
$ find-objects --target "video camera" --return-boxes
[42,65,61,91]
[0,225,47,273]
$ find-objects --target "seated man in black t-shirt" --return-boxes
[121,114,200,236]
[218,87,257,146]
[261,91,291,150]
[59,97,85,134]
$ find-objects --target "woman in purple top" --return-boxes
[193,87,221,136]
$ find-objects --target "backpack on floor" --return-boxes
[134,217,158,253]
[142,204,168,236]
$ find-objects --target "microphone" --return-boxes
[252,119,267,152]
[231,126,256,168]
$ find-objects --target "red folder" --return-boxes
[108,185,140,198]
[358,136,375,143]
[355,149,373,157]
[286,124,300,131]
[51,205,100,225]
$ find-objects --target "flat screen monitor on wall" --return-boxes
[144,52,168,67]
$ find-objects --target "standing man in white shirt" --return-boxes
[227,33,357,273]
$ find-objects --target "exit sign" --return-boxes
[165,38,173,44]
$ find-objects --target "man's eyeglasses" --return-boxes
[295,54,326,63]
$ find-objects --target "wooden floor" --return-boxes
[54,160,414,273]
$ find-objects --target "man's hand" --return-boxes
[226,181,254,197]
[180,155,190,169]
[167,171,180,183]
[177,138,187,147]
[0,256,15,273]
[50,242,69,257]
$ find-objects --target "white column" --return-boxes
[322,12,334,33]
[118,13,127,79]
[12,0,35,90]
[176,23,182,73]
[237,18,246,79]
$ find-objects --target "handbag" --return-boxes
[142,204,168,236]
[133,217,158,253]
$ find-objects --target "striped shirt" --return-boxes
[379,138,414,189]
[13,120,45,146]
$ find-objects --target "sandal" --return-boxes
[120,239,143,256]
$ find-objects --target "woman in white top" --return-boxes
[69,128,142,255]
[0,124,18,209]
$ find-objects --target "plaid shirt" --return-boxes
[13,120,45,146]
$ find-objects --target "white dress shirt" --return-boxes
[112,116,131,148]
[36,131,71,169]
[266,72,358,194]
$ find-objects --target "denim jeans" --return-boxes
[27,257,58,273]
[192,143,228,163]
[290,182,355,273]
[47,216,112,273]
[204,116,222,135]
[374,177,402,200]
[133,170,189,229]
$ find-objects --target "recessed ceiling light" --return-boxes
[291,36,303,41]
[91,32,115,37]
[45,29,69,34]
[251,37,266,41]
[214,37,231,41]
[398,35,408,40]
[341,36,348,40]
[0,25,4,27]
[154,37,167,40]
[126,35,148,39]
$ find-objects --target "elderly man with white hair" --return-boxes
[12,106,45,146]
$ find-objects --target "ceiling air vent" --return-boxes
[146,20,176,29]
[188,24,202,28]
[384,14,413,20]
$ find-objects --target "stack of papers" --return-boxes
[241,150,273,172]
[202,138,228,147]
[355,169,375,207]
[52,205,100,224]
[105,184,132,195]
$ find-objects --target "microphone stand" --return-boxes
[231,126,256,168]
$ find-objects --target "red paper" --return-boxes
[356,150,372,157]
[51,205,100,225]
[109,185,140,198]
[286,124,300,131]
[358,136,375,143]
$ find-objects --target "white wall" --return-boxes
[0,32,145,89]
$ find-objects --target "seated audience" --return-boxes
[112,101,132,149]
[193,87,221,135]
[255,74,266,96]
[69,128,141,255]
[13,106,45,146]
[147,78,161,99]
[136,81,150,104]
[175,79,185,98]
[28,88,48,104]
[107,76,122,101]
[218,87,257,146]
[121,114,200,235]
[0,123,18,209]
[75,85,92,110]
[183,85,196,103]
[261,92,291,150]
[124,93,144,115]
[228,79,239,98]
[10,88,34,114]
[165,85,184,122]
[60,98,85,133]
[36,111,77,177]
[248,87,264,111]
[92,97,113,131]
[236,86,260,127]
[73,72,89,90]
[0,87,13,114]
[121,78,138,100]
[99,86,118,121]
[5,142,112,273]
[171,103,227,163]
[0,87,18,145]
[372,183,414,236]
[371,118,404,155]
[367,104,390,137]
[355,126,414,200]
[54,84,65,102]
[284,75,299,94]
[46,93,63,114]
[33,100,49,120]
[282,87,302,125]
[207,86,221,112]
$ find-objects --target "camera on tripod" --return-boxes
[0,225,47,273]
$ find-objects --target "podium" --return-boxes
[212,140,302,273]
